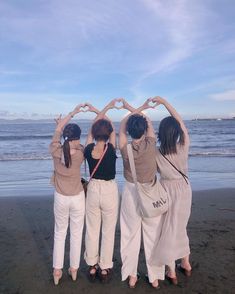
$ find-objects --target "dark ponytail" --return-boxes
[62,123,81,168]
[63,140,71,168]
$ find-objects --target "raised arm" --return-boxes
[152,96,190,144]
[50,104,84,158]
[118,113,130,150]
[137,99,156,139]
[55,104,84,133]
[84,103,100,146]
[119,98,156,141]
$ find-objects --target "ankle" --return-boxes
[152,279,159,288]
[101,269,108,275]
[181,262,192,271]
[129,275,137,285]
[53,268,62,275]
[167,271,176,278]
[89,264,98,274]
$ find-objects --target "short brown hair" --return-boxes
[91,119,113,142]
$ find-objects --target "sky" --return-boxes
[0,0,235,120]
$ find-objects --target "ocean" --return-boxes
[0,119,234,197]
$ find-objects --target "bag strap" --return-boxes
[84,158,87,179]
[127,144,138,185]
[159,149,189,184]
[89,144,108,182]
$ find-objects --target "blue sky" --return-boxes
[0,0,235,120]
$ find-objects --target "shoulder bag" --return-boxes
[127,144,168,218]
[81,144,108,195]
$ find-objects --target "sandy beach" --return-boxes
[0,188,235,294]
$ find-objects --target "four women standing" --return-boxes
[50,97,192,287]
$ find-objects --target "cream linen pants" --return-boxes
[120,181,165,283]
[53,190,85,269]
[84,179,119,270]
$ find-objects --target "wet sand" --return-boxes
[0,188,235,294]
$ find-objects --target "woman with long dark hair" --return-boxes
[150,96,192,285]
[83,100,119,283]
[50,105,85,285]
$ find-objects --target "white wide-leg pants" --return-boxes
[53,190,85,270]
[84,179,119,270]
[120,181,165,283]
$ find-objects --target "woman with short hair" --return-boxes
[119,99,165,289]
[83,100,119,283]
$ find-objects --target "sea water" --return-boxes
[0,119,234,196]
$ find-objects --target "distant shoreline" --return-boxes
[0,117,234,123]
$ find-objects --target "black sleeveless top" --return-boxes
[84,143,117,180]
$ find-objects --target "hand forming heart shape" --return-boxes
[79,105,90,112]
[114,98,124,110]
[148,99,158,108]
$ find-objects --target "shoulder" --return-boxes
[85,143,95,150]
[74,143,84,152]
[107,143,117,157]
[107,142,115,150]
[142,136,156,152]
[155,147,163,162]
[177,141,189,154]
[120,142,127,155]
[145,136,156,145]
[84,143,95,156]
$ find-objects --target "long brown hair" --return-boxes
[158,116,184,155]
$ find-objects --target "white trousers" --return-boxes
[84,179,119,270]
[120,181,165,282]
[53,190,85,269]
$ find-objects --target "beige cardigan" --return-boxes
[50,131,84,196]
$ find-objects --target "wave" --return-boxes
[0,155,51,161]
[0,135,53,141]
[0,134,90,141]
[189,151,235,157]
[0,151,235,161]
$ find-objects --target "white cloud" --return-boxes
[130,0,209,94]
[0,0,207,72]
[210,89,235,101]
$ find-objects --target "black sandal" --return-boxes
[88,264,99,282]
[99,268,112,283]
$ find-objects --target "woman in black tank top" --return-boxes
[83,99,119,283]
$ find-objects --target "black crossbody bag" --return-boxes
[159,149,189,185]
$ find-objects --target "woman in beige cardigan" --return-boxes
[50,104,85,285]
